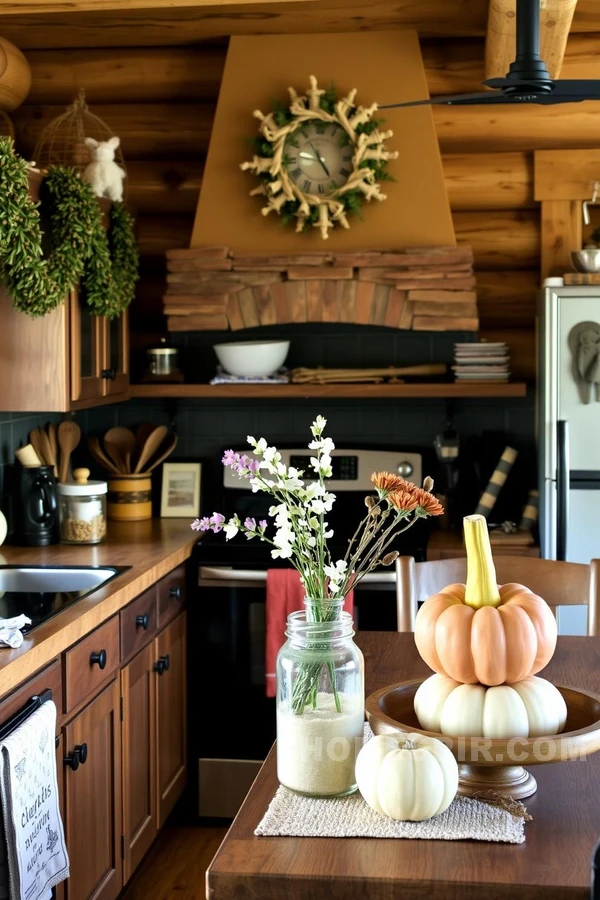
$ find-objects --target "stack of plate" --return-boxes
[452,342,510,383]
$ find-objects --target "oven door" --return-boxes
[195,564,396,755]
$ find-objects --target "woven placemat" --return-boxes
[256,725,527,844]
[255,788,526,844]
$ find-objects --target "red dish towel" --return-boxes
[265,568,354,698]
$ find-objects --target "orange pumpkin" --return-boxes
[414,515,557,686]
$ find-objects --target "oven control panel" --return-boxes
[223,448,423,492]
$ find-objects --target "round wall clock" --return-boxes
[241,76,398,240]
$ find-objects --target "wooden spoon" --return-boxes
[134,425,168,473]
[103,437,126,474]
[88,437,122,475]
[104,427,137,473]
[57,420,81,483]
[29,429,47,466]
[39,428,55,474]
[103,426,135,473]
[136,422,155,456]
[145,434,178,472]
[47,424,58,478]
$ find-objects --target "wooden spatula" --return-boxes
[145,434,178,472]
[104,427,137,473]
[134,425,167,474]
[88,437,122,475]
[58,420,81,483]
[47,423,58,478]
[29,429,47,466]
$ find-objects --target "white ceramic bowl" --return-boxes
[213,340,290,377]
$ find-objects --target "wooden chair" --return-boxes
[396,555,600,636]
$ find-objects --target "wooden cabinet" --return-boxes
[64,615,120,713]
[121,643,157,882]
[121,610,188,875]
[0,174,130,413]
[0,567,188,898]
[156,612,187,826]
[0,284,130,412]
[63,679,122,900]
[70,290,129,405]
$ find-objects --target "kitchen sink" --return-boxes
[0,566,122,594]
[0,565,129,633]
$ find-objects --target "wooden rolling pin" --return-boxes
[474,446,519,518]
[291,364,447,384]
[15,444,42,467]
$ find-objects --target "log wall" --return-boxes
[13,34,600,378]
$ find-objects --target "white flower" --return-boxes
[223,519,239,540]
[324,559,348,582]
[311,415,327,436]
[278,473,304,492]
[310,495,334,514]
[271,543,293,559]
[251,437,267,454]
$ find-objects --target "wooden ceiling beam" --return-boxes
[485,0,579,80]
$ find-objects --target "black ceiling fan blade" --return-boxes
[549,80,600,98]
[379,92,514,109]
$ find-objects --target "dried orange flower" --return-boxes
[372,471,416,495]
[389,490,419,512]
[413,488,444,516]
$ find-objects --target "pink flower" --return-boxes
[259,520,267,530]
[244,517,256,531]
[209,513,225,533]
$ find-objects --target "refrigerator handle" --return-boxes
[556,419,569,561]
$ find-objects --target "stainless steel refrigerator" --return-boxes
[539,285,600,633]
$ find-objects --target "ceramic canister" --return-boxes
[107,473,152,521]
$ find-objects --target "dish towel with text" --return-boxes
[265,568,354,698]
[0,700,69,900]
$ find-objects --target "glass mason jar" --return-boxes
[276,598,364,798]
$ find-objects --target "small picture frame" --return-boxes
[160,462,201,518]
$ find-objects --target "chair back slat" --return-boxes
[396,555,600,636]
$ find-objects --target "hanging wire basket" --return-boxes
[33,89,127,180]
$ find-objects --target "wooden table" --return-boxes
[207,632,600,900]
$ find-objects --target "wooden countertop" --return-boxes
[208,632,600,900]
[0,519,201,699]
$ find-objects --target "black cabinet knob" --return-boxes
[153,658,165,675]
[76,743,88,765]
[64,749,80,771]
[161,654,170,671]
[136,613,149,630]
[169,585,182,600]
[101,367,116,381]
[90,649,107,670]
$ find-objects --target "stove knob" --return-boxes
[397,460,414,478]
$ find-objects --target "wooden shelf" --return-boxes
[130,382,527,400]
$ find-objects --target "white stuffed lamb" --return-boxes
[83,136,126,202]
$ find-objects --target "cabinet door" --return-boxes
[63,679,122,900]
[155,612,187,827]
[121,644,157,882]
[54,733,65,900]
[102,311,129,398]
[69,289,105,403]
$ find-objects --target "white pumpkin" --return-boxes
[414,673,567,739]
[355,732,458,821]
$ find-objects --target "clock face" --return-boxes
[284,121,353,195]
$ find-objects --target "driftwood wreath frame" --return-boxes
[241,76,398,240]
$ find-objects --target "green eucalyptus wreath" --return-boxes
[0,137,138,319]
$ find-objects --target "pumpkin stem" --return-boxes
[463,514,501,609]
